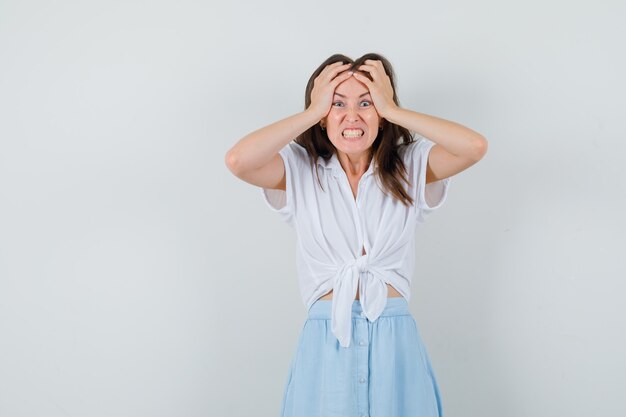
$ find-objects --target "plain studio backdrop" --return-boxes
[1,0,625,416]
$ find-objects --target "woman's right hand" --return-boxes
[307,62,353,120]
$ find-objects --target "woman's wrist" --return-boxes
[304,106,327,124]
[380,104,403,124]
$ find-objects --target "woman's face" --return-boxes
[323,76,383,157]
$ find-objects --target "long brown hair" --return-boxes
[295,52,417,206]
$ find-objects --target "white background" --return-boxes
[1,1,625,416]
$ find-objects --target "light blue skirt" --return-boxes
[279,296,443,417]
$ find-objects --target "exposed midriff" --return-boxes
[318,246,403,300]
[318,283,403,300]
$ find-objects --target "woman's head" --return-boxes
[303,53,401,121]
[321,75,382,160]
[296,52,417,206]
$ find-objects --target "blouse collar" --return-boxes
[316,151,377,179]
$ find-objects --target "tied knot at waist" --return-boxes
[354,253,369,273]
[330,253,389,348]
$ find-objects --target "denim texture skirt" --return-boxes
[279,296,444,417]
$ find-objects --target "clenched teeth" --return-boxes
[343,129,364,137]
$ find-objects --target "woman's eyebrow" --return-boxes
[334,92,371,98]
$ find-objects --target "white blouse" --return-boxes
[261,136,451,348]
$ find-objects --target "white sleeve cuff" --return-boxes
[416,138,451,210]
[260,145,295,225]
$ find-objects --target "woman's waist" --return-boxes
[317,282,403,301]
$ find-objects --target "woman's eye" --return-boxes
[332,101,371,107]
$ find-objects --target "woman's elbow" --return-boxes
[471,135,488,161]
[225,148,241,175]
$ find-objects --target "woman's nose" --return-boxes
[346,107,359,121]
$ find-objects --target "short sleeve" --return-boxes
[413,137,451,210]
[260,142,301,226]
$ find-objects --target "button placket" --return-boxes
[355,315,369,415]
[338,169,368,261]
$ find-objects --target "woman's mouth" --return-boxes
[342,129,364,140]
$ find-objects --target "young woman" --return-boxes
[225,53,487,417]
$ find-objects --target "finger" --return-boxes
[352,71,372,86]
[326,61,347,69]
[332,63,352,73]
[356,64,378,81]
[322,65,351,82]
[364,59,383,69]
[317,62,345,81]
[324,62,351,75]
[358,64,376,72]
[330,70,353,86]
[363,61,388,79]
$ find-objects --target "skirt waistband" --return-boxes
[307,296,410,319]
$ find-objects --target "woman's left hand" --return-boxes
[352,60,398,119]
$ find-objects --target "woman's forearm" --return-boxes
[385,106,486,159]
[226,108,321,174]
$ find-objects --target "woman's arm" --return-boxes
[384,107,487,161]
[385,107,488,183]
[352,61,488,183]
[224,108,320,176]
[224,109,323,190]
[225,62,352,181]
